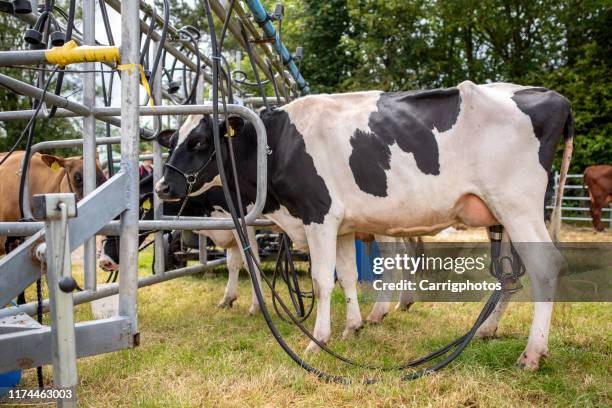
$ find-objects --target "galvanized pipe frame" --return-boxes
[0,217,275,237]
[103,0,241,95]
[95,103,269,226]
[83,0,98,292]
[0,72,156,138]
[0,259,226,319]
[207,0,294,92]
[20,137,122,221]
[118,0,141,342]
[139,0,295,93]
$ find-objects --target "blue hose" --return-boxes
[244,0,310,94]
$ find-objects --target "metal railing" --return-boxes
[547,172,612,228]
[0,0,305,404]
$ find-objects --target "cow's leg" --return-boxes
[335,233,363,339]
[304,225,338,353]
[589,194,605,232]
[476,229,514,338]
[504,217,563,370]
[236,227,261,315]
[219,246,241,308]
[397,237,421,311]
[366,235,405,324]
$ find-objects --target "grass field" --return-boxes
[15,227,612,407]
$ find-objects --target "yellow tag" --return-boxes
[51,161,61,171]
[117,63,154,107]
[227,126,235,137]
[141,198,152,210]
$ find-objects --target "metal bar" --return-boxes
[0,173,128,307]
[83,0,98,292]
[0,73,155,138]
[545,206,611,212]
[103,0,240,93]
[20,137,122,221]
[244,0,309,93]
[107,217,275,232]
[43,200,78,406]
[0,108,81,120]
[0,222,43,235]
[0,73,89,115]
[95,104,268,225]
[198,235,207,265]
[152,40,165,275]
[0,217,275,236]
[208,0,281,87]
[0,259,225,319]
[0,49,47,66]
[119,0,141,344]
[0,317,131,373]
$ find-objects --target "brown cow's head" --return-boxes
[40,154,107,200]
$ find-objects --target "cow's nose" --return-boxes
[155,180,171,197]
[98,259,118,272]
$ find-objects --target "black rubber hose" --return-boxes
[148,0,170,90]
[238,22,269,111]
[205,0,502,384]
[203,0,347,383]
[48,0,75,118]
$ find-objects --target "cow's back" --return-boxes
[267,82,568,235]
[584,165,612,195]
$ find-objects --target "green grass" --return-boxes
[17,247,612,407]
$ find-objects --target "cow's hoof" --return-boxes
[395,301,413,312]
[342,322,364,339]
[218,297,237,308]
[517,348,547,370]
[475,325,498,339]
[366,312,387,325]
[305,341,323,353]
[248,304,260,315]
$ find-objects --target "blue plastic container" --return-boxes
[355,240,380,282]
[1,302,22,396]
[0,371,22,397]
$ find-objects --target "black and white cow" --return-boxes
[156,81,574,370]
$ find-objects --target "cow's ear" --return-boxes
[40,154,66,169]
[225,116,245,137]
[157,129,176,148]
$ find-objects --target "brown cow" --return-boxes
[0,151,107,253]
[584,165,612,231]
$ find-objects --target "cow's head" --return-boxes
[155,115,244,201]
[98,170,155,272]
[40,154,107,200]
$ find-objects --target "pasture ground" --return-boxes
[16,226,612,407]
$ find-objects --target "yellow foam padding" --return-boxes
[116,64,154,107]
[45,40,120,66]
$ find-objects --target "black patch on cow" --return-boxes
[227,109,332,225]
[349,87,461,196]
[349,129,392,197]
[512,87,571,172]
[263,110,332,225]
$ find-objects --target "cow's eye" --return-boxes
[194,140,206,150]
[74,172,83,186]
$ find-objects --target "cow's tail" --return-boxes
[548,110,574,242]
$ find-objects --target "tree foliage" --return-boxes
[280,0,611,171]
